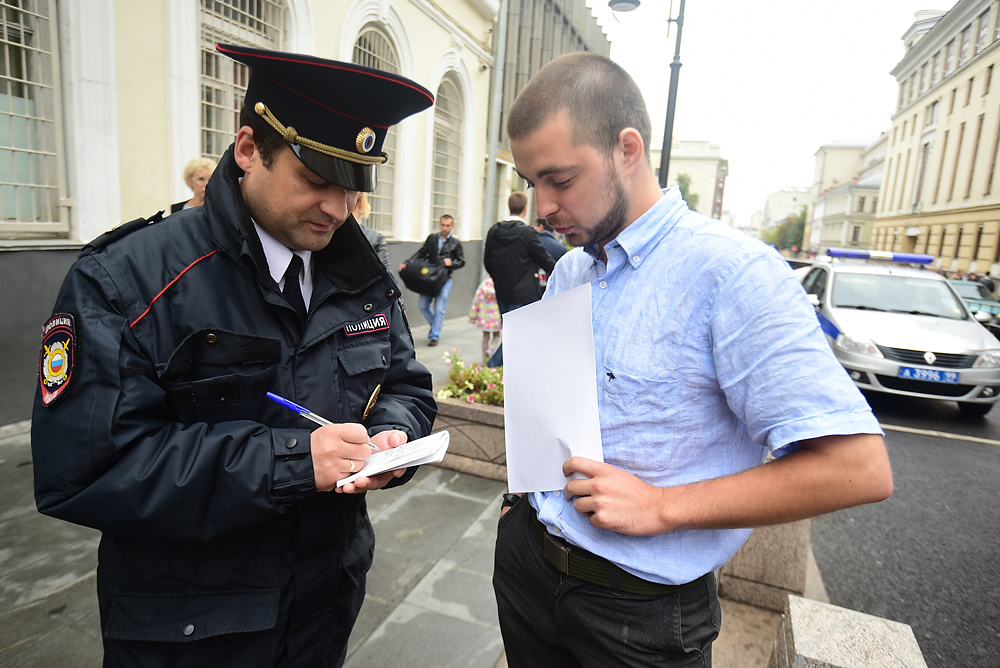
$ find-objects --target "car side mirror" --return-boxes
[807,293,821,308]
[975,310,992,323]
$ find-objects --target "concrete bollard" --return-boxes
[769,595,927,668]
[719,520,810,612]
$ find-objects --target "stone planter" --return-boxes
[430,396,507,482]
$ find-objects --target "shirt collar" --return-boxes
[253,220,312,286]
[507,215,525,223]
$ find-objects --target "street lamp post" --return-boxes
[609,0,686,189]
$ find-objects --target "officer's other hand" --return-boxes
[310,423,378,492]
[336,430,409,495]
[442,258,452,267]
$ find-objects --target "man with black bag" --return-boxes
[399,214,465,346]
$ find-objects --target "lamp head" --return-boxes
[608,0,640,10]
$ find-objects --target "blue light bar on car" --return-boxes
[826,248,934,264]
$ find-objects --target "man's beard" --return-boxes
[558,171,630,248]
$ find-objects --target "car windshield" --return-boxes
[949,280,997,302]
[832,273,967,319]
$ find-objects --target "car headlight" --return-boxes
[974,350,1000,368]
[835,333,884,358]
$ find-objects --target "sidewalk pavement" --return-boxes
[0,315,816,667]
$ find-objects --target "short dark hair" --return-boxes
[535,217,554,232]
[508,52,651,163]
[238,103,286,168]
[508,191,528,215]
[440,214,454,224]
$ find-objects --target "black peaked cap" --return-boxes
[217,43,434,192]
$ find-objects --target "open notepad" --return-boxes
[336,430,450,488]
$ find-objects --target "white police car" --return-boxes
[799,249,1000,417]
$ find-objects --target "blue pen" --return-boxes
[266,392,333,426]
[266,392,379,451]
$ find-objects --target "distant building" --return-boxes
[763,187,810,228]
[813,175,882,250]
[651,139,729,219]
[874,1,1000,274]
[805,138,878,251]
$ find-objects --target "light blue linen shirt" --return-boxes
[531,187,882,585]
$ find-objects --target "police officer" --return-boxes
[31,44,436,667]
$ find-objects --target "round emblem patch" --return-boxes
[39,313,76,407]
[356,127,377,154]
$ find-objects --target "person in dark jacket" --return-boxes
[484,192,556,313]
[398,214,465,346]
[534,217,567,262]
[31,44,436,668]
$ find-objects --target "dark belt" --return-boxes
[529,505,705,596]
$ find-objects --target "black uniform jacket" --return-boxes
[406,232,465,276]
[483,219,556,305]
[30,148,436,667]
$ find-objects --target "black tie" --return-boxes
[282,254,307,321]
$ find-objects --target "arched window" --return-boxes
[353,27,400,237]
[199,0,286,160]
[431,75,462,231]
[0,0,66,233]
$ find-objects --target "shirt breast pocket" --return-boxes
[158,329,280,427]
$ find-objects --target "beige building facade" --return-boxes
[650,139,728,219]
[0,0,499,244]
[874,0,1000,275]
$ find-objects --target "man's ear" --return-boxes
[618,127,645,175]
[233,127,257,172]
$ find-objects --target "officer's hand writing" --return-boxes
[310,423,379,493]
[562,457,667,536]
[335,429,409,495]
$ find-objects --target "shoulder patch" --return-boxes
[344,312,390,337]
[39,313,77,407]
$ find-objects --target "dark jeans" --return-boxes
[492,497,721,668]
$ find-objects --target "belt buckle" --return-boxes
[542,531,571,573]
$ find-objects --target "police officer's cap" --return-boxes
[217,43,434,192]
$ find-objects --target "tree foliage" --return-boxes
[676,173,699,212]
[762,206,806,250]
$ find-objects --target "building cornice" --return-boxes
[413,0,493,62]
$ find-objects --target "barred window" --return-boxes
[353,27,400,237]
[431,76,462,232]
[199,0,285,161]
[0,0,65,233]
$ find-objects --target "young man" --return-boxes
[31,44,436,667]
[492,52,893,667]
[399,214,465,346]
[484,191,557,313]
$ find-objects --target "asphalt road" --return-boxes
[811,392,1000,667]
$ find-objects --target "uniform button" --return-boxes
[633,255,641,263]
[206,333,218,344]
[364,303,373,312]
[386,289,396,298]
[285,437,297,450]
[599,281,608,289]
[182,624,195,636]
[219,396,226,403]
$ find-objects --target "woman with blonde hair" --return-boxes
[171,157,216,213]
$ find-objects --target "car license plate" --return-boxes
[898,366,960,384]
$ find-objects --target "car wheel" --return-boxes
[957,402,993,417]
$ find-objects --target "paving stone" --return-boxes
[370,487,489,564]
[344,602,504,668]
[404,558,499,629]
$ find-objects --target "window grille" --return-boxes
[0,0,66,233]
[353,27,400,237]
[199,0,284,162]
[431,76,462,232]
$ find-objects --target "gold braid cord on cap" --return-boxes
[254,102,388,166]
